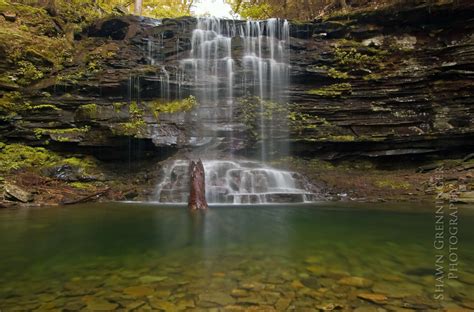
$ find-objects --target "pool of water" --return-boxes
[1,202,474,311]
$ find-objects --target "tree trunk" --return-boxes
[188,159,208,211]
[134,0,142,16]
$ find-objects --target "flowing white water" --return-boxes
[179,18,290,158]
[155,160,317,204]
[152,18,317,204]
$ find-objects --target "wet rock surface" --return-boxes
[1,2,473,159]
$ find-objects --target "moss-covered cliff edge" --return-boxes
[1,0,473,206]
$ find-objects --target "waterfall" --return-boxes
[152,18,317,204]
[180,17,290,160]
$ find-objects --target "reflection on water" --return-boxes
[0,203,474,311]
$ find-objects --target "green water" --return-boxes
[1,203,474,311]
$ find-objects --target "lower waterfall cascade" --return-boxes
[155,160,318,204]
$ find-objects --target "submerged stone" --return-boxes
[372,282,422,298]
[86,299,118,311]
[230,288,249,298]
[275,297,292,310]
[237,294,267,305]
[357,293,388,304]
[301,276,320,289]
[63,301,86,311]
[138,275,167,283]
[402,296,441,309]
[199,292,235,306]
[338,276,373,288]
[126,300,146,310]
[148,298,178,310]
[306,265,325,275]
[304,256,321,264]
[123,286,154,297]
[316,302,345,311]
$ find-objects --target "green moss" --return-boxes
[334,47,386,70]
[363,73,382,80]
[307,83,352,97]
[34,126,90,142]
[129,101,142,116]
[111,119,147,137]
[0,93,57,116]
[0,91,24,113]
[68,182,94,190]
[0,143,98,174]
[288,111,319,134]
[62,156,96,170]
[0,143,58,172]
[327,68,350,79]
[29,104,61,111]
[237,96,288,140]
[76,103,98,119]
[148,96,196,118]
[327,135,356,142]
[113,102,126,113]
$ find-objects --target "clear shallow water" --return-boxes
[1,203,474,311]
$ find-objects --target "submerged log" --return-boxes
[188,159,208,210]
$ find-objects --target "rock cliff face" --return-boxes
[1,1,473,161]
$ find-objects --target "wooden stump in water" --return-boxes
[188,159,208,210]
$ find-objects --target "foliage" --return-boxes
[233,1,274,19]
[143,0,194,18]
[307,83,352,97]
[0,1,73,87]
[228,0,444,21]
[16,61,44,86]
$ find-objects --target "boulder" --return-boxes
[4,182,33,203]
